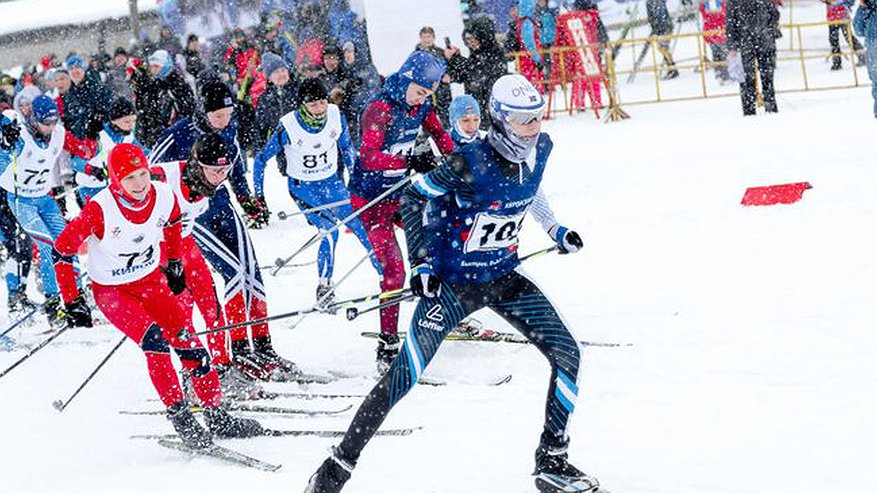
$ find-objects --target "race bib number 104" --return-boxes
[464,212,525,253]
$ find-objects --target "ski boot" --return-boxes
[831,59,843,71]
[43,297,68,330]
[167,401,213,449]
[231,349,277,382]
[216,364,266,401]
[375,333,400,375]
[203,405,264,438]
[315,278,335,309]
[0,334,15,351]
[663,68,680,80]
[253,336,302,381]
[7,287,36,315]
[534,435,601,493]
[453,317,483,337]
[304,446,355,493]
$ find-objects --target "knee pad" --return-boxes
[140,324,170,354]
[174,346,211,378]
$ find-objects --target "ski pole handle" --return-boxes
[346,293,417,321]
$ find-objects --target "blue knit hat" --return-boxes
[449,94,480,125]
[397,51,445,91]
[261,53,288,78]
[66,54,87,70]
[31,95,59,123]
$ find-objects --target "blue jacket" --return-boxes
[854,2,877,40]
[148,114,252,201]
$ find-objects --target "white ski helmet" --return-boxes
[486,74,546,162]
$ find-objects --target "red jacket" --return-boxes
[825,0,851,21]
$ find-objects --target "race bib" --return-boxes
[464,212,525,253]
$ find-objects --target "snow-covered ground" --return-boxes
[2,84,876,493]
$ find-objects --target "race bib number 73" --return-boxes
[464,212,525,253]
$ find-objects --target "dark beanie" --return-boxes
[200,81,235,113]
[109,97,136,121]
[298,78,329,103]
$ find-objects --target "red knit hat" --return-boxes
[108,143,150,204]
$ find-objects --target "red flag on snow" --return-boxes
[741,182,812,206]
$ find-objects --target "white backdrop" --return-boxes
[362,0,466,76]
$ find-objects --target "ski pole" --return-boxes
[271,174,415,275]
[2,272,92,338]
[346,293,418,321]
[343,246,559,321]
[287,252,372,332]
[277,199,350,221]
[259,259,317,271]
[186,305,324,339]
[0,324,72,381]
[52,336,126,412]
[330,288,411,309]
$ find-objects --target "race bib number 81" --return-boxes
[464,212,525,253]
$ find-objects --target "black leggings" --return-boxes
[0,193,32,289]
[337,269,582,463]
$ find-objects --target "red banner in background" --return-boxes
[552,10,604,114]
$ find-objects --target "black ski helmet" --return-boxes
[185,132,229,199]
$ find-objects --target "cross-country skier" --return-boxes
[148,81,295,382]
[347,50,455,372]
[0,111,34,316]
[52,143,263,448]
[304,74,595,493]
[448,94,485,146]
[0,97,97,328]
[72,97,141,204]
[151,133,267,399]
[252,78,383,306]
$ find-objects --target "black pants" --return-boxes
[0,193,33,291]
[740,45,777,115]
[829,23,863,67]
[336,269,583,463]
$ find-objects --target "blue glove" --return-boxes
[550,225,583,254]
[410,263,441,298]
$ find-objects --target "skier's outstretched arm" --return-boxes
[252,124,288,197]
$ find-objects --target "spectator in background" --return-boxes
[854,0,877,117]
[825,0,864,70]
[158,26,184,59]
[573,0,609,47]
[258,15,296,66]
[62,54,113,139]
[13,85,43,119]
[516,0,548,91]
[254,53,298,152]
[0,74,15,111]
[414,26,452,126]
[536,0,558,77]
[700,0,731,82]
[319,44,358,122]
[505,5,522,54]
[445,17,508,129]
[225,28,261,89]
[183,35,206,80]
[342,40,381,143]
[107,47,135,100]
[726,0,780,115]
[129,49,196,147]
[646,0,680,79]
[48,68,70,116]
[156,0,185,38]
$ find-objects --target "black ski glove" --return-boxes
[65,295,94,328]
[406,153,438,173]
[86,165,107,182]
[164,259,187,295]
[0,118,20,150]
[550,225,583,254]
[85,112,105,141]
[410,263,441,298]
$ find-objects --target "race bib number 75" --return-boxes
[464,212,525,253]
